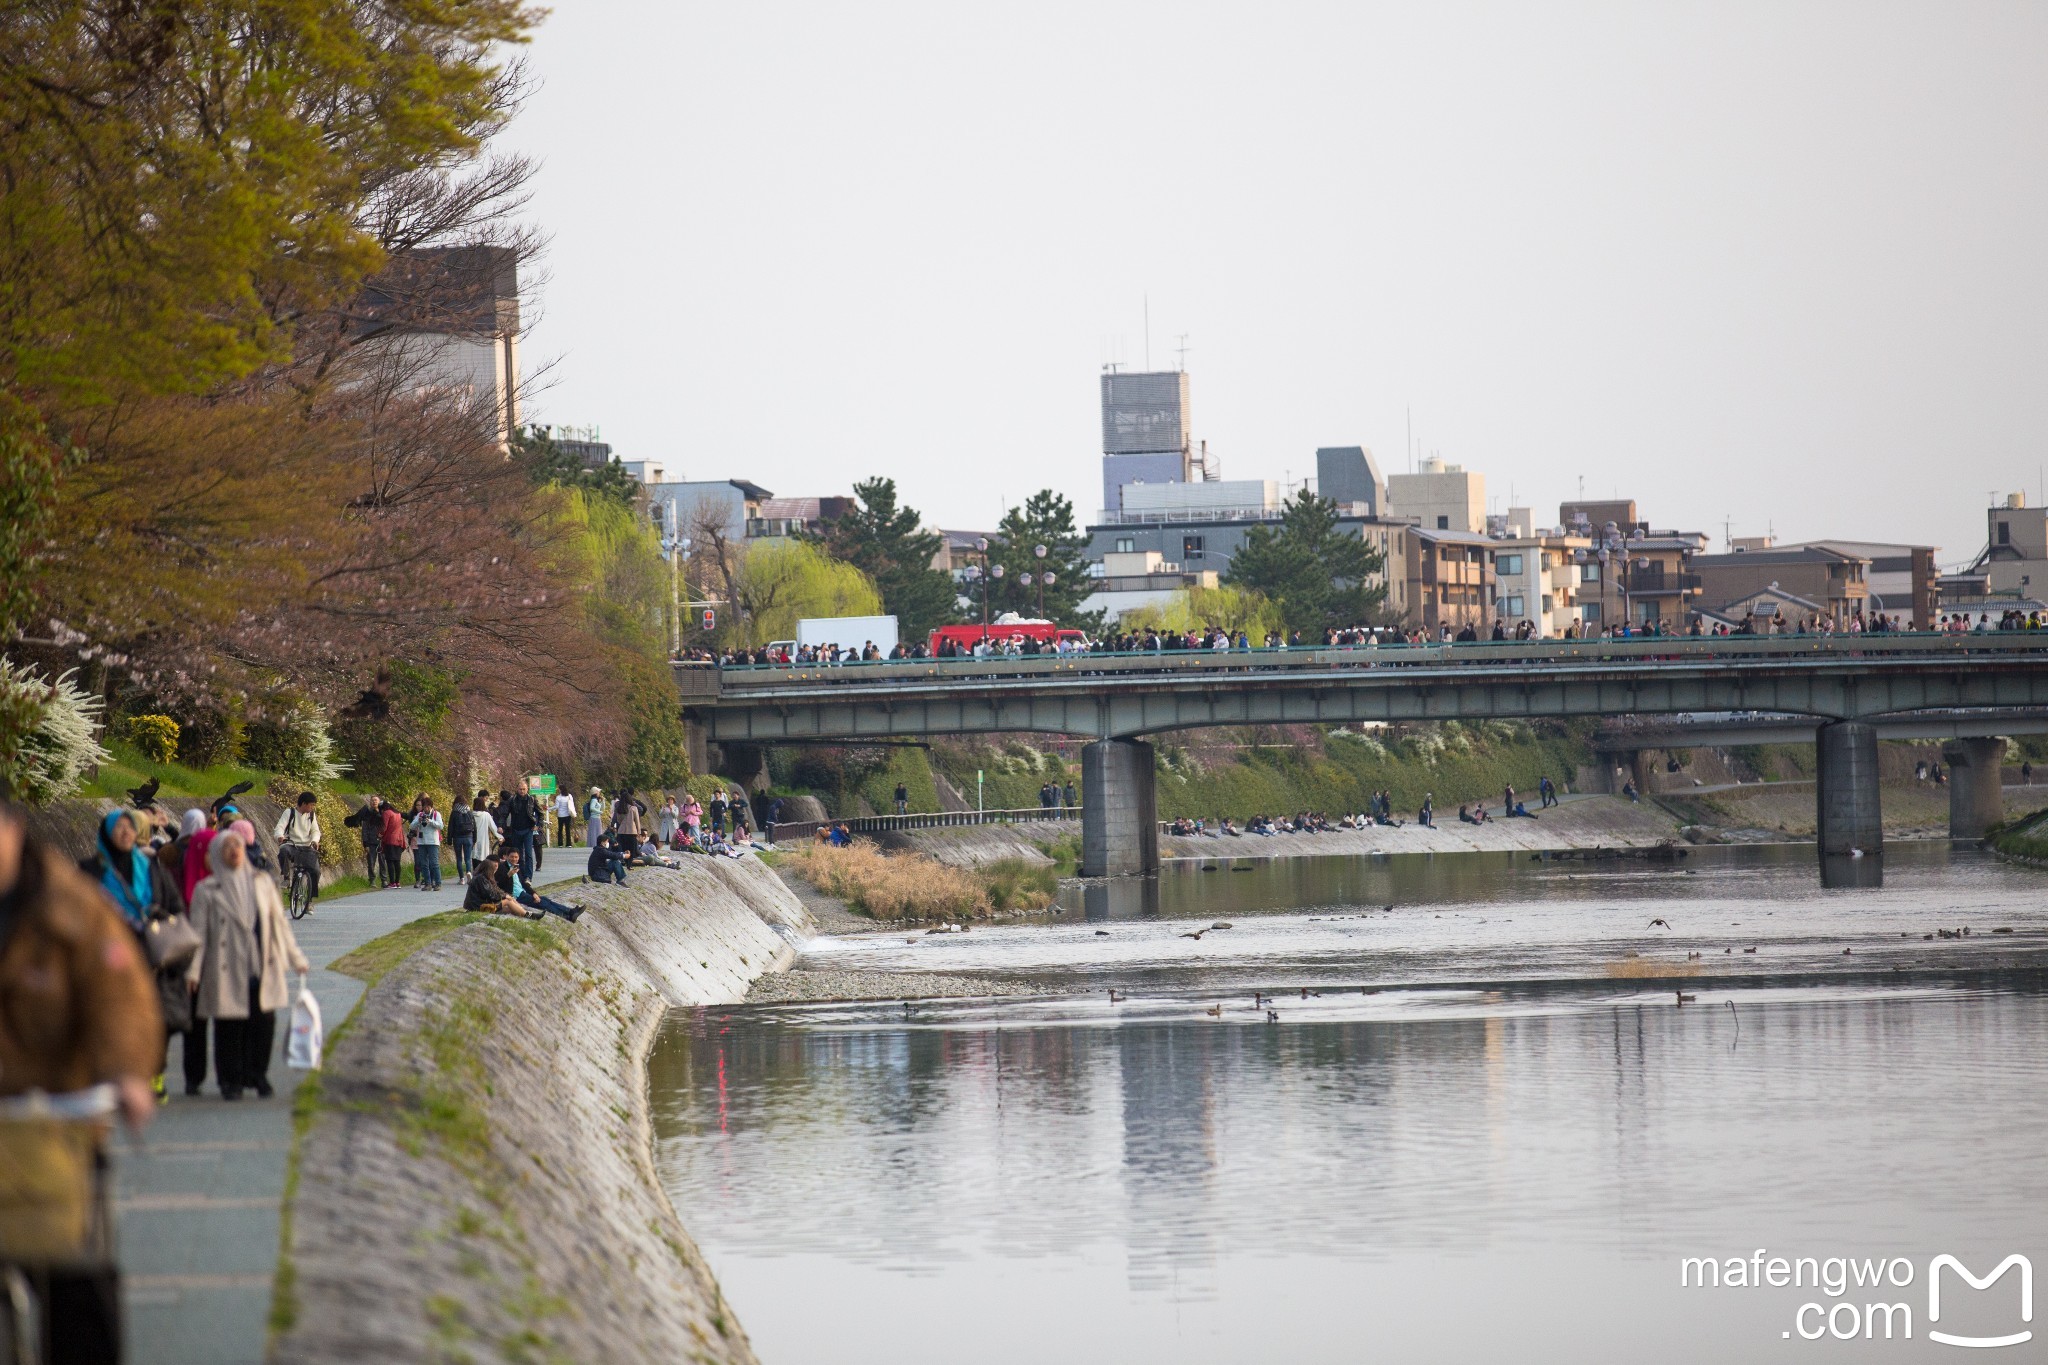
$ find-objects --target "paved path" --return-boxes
[115,877,464,1363]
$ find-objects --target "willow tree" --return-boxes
[732,542,884,649]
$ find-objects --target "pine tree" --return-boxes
[820,478,959,640]
[986,489,1105,632]
[1224,488,1387,637]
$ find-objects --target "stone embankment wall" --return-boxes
[1160,794,1679,860]
[875,819,1076,867]
[273,856,813,1365]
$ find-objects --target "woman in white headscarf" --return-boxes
[185,831,310,1100]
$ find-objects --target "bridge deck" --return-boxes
[683,634,2048,743]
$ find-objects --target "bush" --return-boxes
[980,858,1057,912]
[781,842,989,920]
[0,659,111,803]
[177,701,246,768]
[123,713,180,764]
[244,698,346,784]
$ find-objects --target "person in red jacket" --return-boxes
[377,799,407,888]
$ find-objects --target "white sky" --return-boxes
[506,1,2048,566]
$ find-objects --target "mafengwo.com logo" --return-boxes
[1679,1250,2031,1345]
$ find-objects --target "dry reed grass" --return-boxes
[784,841,989,920]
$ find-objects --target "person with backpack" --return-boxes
[448,796,478,880]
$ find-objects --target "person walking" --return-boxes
[344,796,382,884]
[655,793,680,847]
[377,799,406,888]
[894,781,908,816]
[707,790,727,838]
[584,786,606,847]
[1062,780,1076,810]
[554,789,577,846]
[185,830,309,1100]
[409,797,445,891]
[448,795,478,882]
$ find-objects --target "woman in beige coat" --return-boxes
[185,831,310,1099]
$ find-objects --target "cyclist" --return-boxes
[273,790,323,916]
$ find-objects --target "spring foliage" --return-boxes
[0,660,111,803]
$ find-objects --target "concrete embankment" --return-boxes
[875,819,1076,867]
[273,856,812,1364]
[1159,794,1681,860]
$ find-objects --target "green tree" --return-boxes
[987,489,1105,632]
[820,477,957,639]
[1224,488,1387,638]
[1120,585,1286,644]
[731,541,884,649]
[513,425,641,506]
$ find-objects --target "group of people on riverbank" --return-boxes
[1166,776,1565,839]
[62,797,312,1105]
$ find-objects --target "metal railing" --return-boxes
[689,630,2048,698]
[768,805,1078,844]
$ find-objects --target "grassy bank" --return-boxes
[1150,720,1594,820]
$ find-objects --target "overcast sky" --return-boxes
[505,1,2048,566]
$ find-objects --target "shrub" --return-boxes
[177,701,246,768]
[781,842,989,920]
[980,858,1057,912]
[124,713,180,764]
[0,659,111,803]
[244,698,347,784]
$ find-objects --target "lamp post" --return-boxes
[975,538,991,634]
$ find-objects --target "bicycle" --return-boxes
[283,852,314,921]
[0,1086,119,1365]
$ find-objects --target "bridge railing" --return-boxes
[692,630,2048,696]
[767,806,1078,845]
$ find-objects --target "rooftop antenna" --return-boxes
[1406,405,1412,473]
[1175,333,1190,372]
[1143,294,1151,371]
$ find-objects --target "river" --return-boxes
[649,844,2048,1363]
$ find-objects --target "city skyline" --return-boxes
[505,0,2048,563]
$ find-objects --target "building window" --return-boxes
[1498,553,1523,576]
[1581,563,1601,583]
[1436,515,1450,529]
[1114,537,1135,553]
[1183,535,1205,560]
[1505,595,1525,617]
[1582,601,1603,624]
[1999,522,2011,545]
[1541,593,1554,613]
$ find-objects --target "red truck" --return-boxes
[929,615,1087,655]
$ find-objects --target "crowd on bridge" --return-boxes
[700,607,2012,669]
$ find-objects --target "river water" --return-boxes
[649,845,2048,1363]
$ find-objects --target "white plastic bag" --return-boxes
[286,976,324,1070]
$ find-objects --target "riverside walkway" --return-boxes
[114,844,589,1364]
[115,880,461,1363]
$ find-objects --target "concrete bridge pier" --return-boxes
[1816,720,1883,886]
[1941,737,2006,842]
[1081,738,1158,878]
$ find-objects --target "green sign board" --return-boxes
[525,773,558,796]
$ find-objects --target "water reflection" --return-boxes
[650,847,2048,1364]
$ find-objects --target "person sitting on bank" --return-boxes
[1458,804,1478,824]
[587,833,628,884]
[464,856,541,919]
[493,848,584,921]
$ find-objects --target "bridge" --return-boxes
[677,633,2048,882]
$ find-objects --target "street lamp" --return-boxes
[975,537,991,635]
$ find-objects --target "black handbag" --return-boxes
[155,969,193,1034]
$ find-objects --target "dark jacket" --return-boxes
[463,867,506,912]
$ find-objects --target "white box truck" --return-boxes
[791,614,899,658]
